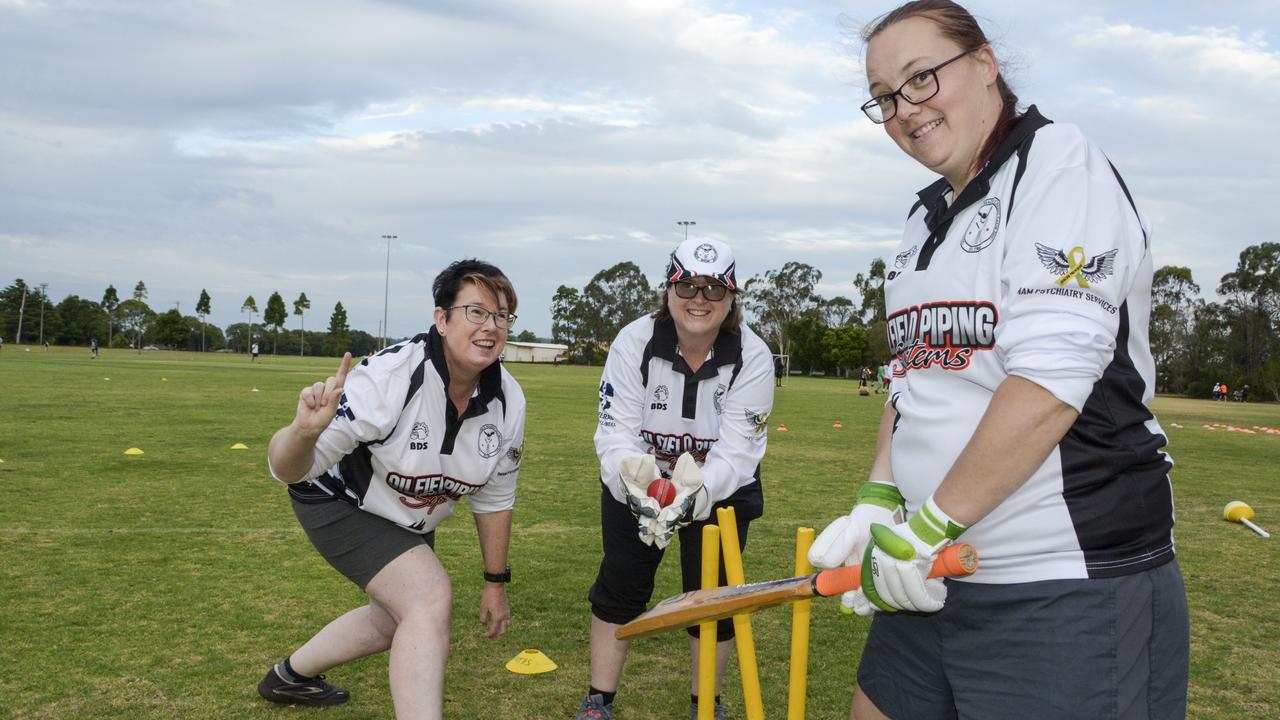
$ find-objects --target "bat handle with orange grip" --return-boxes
[812,543,978,597]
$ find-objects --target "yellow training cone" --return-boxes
[124,448,144,456]
[251,386,259,393]
[1224,501,1270,538]
[230,443,249,450]
[505,649,557,674]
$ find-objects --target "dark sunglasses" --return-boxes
[670,280,729,301]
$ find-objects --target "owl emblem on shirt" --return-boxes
[478,423,503,458]
[961,198,1001,253]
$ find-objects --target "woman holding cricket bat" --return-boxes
[259,259,525,720]
[576,238,775,720]
[808,2,1189,718]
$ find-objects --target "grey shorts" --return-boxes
[857,559,1188,720]
[291,497,435,590]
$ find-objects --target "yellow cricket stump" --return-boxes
[787,527,815,720]
[698,524,721,720]
[718,506,765,720]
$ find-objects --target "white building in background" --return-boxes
[503,341,569,363]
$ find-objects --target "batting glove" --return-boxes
[651,453,712,549]
[861,495,967,614]
[619,455,663,546]
[808,481,905,616]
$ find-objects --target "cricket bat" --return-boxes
[616,543,977,640]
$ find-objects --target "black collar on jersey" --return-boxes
[642,317,745,420]
[425,326,506,454]
[910,105,1052,271]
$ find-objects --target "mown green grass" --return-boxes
[1,346,1277,718]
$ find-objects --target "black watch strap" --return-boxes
[483,566,512,583]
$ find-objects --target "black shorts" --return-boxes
[291,496,435,590]
[587,480,764,641]
[857,559,1189,719]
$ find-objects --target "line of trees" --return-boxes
[549,242,1280,400]
[0,281,385,357]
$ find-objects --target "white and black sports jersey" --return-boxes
[595,316,774,503]
[273,328,525,534]
[884,106,1173,583]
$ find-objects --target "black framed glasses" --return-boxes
[449,304,517,329]
[861,49,975,124]
[670,280,729,302]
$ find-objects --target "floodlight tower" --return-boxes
[381,234,396,350]
[677,220,695,242]
[37,283,48,346]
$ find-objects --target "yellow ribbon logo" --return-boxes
[1056,246,1090,288]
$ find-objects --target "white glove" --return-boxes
[861,495,966,614]
[808,481,905,616]
[651,453,712,549]
[618,455,662,546]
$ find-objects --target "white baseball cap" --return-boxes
[665,238,737,290]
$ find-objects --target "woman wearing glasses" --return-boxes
[576,238,774,720]
[807,2,1188,718]
[259,259,525,720]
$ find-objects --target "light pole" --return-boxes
[677,220,696,242]
[38,283,48,346]
[381,234,396,349]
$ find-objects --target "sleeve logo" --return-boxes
[1035,243,1119,288]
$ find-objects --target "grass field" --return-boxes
[2,346,1277,719]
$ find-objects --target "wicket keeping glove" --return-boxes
[808,481,905,616]
[651,453,712,549]
[862,495,967,614]
[619,455,663,546]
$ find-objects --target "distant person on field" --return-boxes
[1219,382,1228,401]
[576,238,775,720]
[91,338,99,359]
[259,259,525,719]
[251,341,260,362]
[0,335,4,352]
[808,3,1187,718]
[876,362,888,393]
[774,355,785,387]
[1211,382,1221,400]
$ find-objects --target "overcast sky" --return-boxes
[3,0,1277,339]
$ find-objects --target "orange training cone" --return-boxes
[777,423,788,432]
[833,420,843,429]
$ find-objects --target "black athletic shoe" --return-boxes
[258,663,351,707]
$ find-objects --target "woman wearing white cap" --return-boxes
[575,238,775,720]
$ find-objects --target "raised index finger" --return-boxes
[334,352,353,387]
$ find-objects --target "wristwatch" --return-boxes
[483,566,512,583]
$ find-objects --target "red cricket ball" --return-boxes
[647,478,677,508]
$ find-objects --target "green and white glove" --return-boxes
[651,453,711,550]
[861,495,967,613]
[808,481,905,616]
[619,455,662,546]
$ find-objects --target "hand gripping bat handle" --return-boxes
[812,543,979,597]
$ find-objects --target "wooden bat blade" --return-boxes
[616,543,977,641]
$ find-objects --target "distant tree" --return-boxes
[823,296,857,327]
[513,329,539,343]
[101,285,120,347]
[1150,266,1200,393]
[264,292,288,355]
[579,262,653,363]
[117,298,156,351]
[293,292,311,356]
[743,261,822,357]
[853,258,887,325]
[823,324,870,378]
[785,316,829,374]
[1218,242,1280,383]
[54,295,107,345]
[551,285,587,362]
[195,289,212,352]
[240,295,258,352]
[1,279,29,343]
[325,302,350,357]
[132,281,148,302]
[152,309,190,348]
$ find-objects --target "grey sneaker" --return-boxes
[576,692,613,720]
[689,701,726,719]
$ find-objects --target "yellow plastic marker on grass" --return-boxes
[1224,501,1270,538]
[505,649,556,674]
[124,448,144,456]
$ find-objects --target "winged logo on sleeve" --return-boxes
[1034,243,1119,288]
